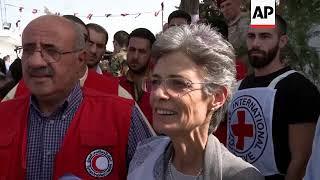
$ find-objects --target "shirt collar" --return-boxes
[96,65,103,74]
[80,66,88,87]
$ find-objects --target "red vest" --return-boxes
[102,71,114,78]
[86,69,118,94]
[0,88,133,180]
[119,76,153,124]
[235,58,248,81]
[14,70,119,98]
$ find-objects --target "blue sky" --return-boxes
[1,0,180,50]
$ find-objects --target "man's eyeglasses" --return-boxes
[21,45,83,63]
[142,77,215,97]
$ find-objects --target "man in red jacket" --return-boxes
[119,28,156,124]
[1,15,133,102]
[86,23,108,74]
[0,15,154,180]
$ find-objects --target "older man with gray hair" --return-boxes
[0,15,153,179]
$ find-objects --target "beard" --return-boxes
[248,44,279,69]
[128,63,148,75]
[87,60,99,68]
[86,54,102,69]
[128,58,148,75]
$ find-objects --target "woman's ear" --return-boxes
[210,86,227,111]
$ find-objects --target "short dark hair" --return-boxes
[275,14,287,35]
[207,18,228,40]
[63,15,88,41]
[63,15,86,27]
[86,23,108,44]
[9,57,22,84]
[128,28,156,48]
[168,10,192,25]
[114,30,129,48]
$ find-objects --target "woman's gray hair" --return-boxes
[152,24,236,133]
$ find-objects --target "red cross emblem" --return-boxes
[231,111,254,150]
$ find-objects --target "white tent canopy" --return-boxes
[0,30,21,58]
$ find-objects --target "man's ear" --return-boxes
[210,86,227,111]
[279,34,288,48]
[77,50,87,65]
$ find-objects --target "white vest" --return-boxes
[127,137,170,180]
[227,70,296,176]
[304,116,320,180]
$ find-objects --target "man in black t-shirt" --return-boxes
[226,15,320,180]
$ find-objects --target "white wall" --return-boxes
[0,30,21,58]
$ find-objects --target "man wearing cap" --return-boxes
[217,0,250,58]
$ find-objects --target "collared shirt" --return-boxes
[121,70,144,103]
[27,83,83,179]
[96,65,103,74]
[26,82,153,179]
[79,66,88,87]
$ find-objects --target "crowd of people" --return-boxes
[0,0,319,179]
[0,53,23,98]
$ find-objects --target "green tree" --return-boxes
[199,0,320,88]
[283,0,320,87]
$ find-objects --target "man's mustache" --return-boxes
[28,67,54,77]
[248,48,266,55]
[129,58,139,64]
[88,53,97,60]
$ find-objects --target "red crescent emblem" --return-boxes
[86,149,113,177]
[91,155,104,173]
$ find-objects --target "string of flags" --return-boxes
[5,2,164,27]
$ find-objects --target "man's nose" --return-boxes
[251,38,262,48]
[133,50,139,59]
[25,50,48,68]
[89,43,97,53]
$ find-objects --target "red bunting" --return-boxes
[154,10,160,16]
[16,20,21,27]
[5,2,165,20]
[135,13,141,18]
[87,13,93,20]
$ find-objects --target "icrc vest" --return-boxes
[0,88,133,180]
[227,70,296,176]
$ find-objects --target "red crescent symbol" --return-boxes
[91,155,104,173]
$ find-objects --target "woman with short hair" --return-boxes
[127,24,263,180]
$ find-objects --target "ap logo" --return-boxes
[251,0,276,28]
